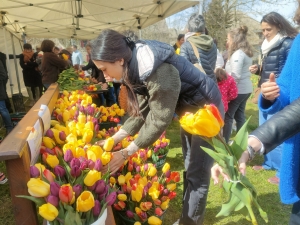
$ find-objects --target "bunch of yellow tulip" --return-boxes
[53,91,124,129]
[179,104,268,225]
[109,149,180,225]
[17,92,130,225]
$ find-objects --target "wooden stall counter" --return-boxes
[0,83,115,225]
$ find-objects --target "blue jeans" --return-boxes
[180,127,214,225]
[259,110,282,177]
[290,201,300,225]
[43,83,51,90]
[113,83,121,105]
[223,93,251,142]
[0,100,13,134]
[103,86,116,107]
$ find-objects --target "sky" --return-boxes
[249,0,297,24]
[166,0,298,29]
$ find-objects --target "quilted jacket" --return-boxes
[257,37,293,87]
[180,34,217,82]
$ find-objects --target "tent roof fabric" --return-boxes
[1,0,197,39]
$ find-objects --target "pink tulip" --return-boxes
[47,195,59,207]
[93,200,101,217]
[50,182,60,197]
[53,165,65,178]
[30,166,40,178]
[105,192,117,206]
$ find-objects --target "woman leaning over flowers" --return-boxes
[91,29,224,225]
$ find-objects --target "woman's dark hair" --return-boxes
[60,49,71,57]
[228,25,253,58]
[177,34,184,41]
[91,29,141,116]
[41,40,55,52]
[262,12,298,37]
[23,43,32,50]
[215,68,227,82]
[294,0,300,24]
[187,14,206,33]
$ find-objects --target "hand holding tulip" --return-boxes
[101,150,128,174]
[211,136,264,185]
[249,64,258,74]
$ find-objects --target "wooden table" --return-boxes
[0,83,115,225]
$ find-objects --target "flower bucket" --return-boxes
[47,208,107,225]
[155,153,168,168]
[116,211,147,225]
[91,208,108,225]
[116,209,167,225]
[149,150,169,169]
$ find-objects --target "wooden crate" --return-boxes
[0,83,115,225]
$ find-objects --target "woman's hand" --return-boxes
[261,73,280,101]
[95,140,105,146]
[211,151,250,185]
[249,65,258,74]
[91,78,98,84]
[101,83,108,90]
[101,150,127,175]
[211,164,230,185]
[238,150,250,176]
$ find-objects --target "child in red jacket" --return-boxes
[215,68,238,112]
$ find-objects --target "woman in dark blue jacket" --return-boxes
[249,12,298,184]
[91,29,224,225]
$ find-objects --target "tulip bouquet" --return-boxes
[19,158,115,225]
[179,104,268,225]
[146,132,170,168]
[110,149,180,225]
[16,91,127,225]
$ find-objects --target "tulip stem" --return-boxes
[217,133,240,180]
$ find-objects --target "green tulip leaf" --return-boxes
[216,193,241,217]
[16,195,46,207]
[64,205,82,225]
[212,137,228,155]
[231,117,251,160]
[201,146,234,179]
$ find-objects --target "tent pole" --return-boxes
[10,32,22,94]
[199,0,203,14]
[2,27,14,97]
[139,29,142,40]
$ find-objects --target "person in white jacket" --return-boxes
[223,26,253,142]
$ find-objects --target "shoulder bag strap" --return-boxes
[188,40,206,74]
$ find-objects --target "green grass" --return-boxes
[0,98,291,225]
[162,101,291,225]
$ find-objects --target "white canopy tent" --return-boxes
[0,0,198,100]
[1,0,198,39]
[0,27,26,97]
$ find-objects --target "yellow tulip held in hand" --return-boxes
[103,137,114,151]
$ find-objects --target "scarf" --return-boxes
[184,32,201,42]
[261,33,284,57]
[23,51,34,63]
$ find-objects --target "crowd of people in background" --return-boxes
[1,2,300,224]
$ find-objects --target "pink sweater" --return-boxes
[217,75,238,112]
